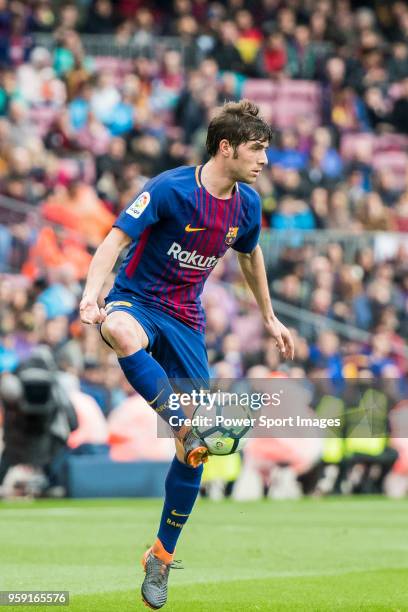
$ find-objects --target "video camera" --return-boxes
[0,346,78,493]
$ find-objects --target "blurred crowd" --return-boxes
[1,0,408,232]
[0,0,407,497]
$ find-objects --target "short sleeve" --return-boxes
[232,192,262,254]
[113,175,168,241]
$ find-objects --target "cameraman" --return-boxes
[0,346,78,493]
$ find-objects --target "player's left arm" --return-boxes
[237,245,295,360]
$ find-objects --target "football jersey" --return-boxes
[110,165,262,332]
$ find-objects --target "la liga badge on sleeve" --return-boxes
[126,191,151,219]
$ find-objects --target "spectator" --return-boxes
[90,71,120,126]
[374,169,402,208]
[68,82,92,131]
[59,3,80,31]
[358,192,394,231]
[176,15,202,70]
[0,12,32,67]
[133,7,156,52]
[391,77,408,133]
[388,40,408,81]
[42,180,115,248]
[363,86,391,131]
[292,24,317,80]
[271,197,316,230]
[7,100,32,146]
[210,20,244,74]
[16,47,54,107]
[84,0,119,35]
[53,29,86,78]
[256,30,297,79]
[234,9,263,68]
[30,0,56,33]
[394,192,408,232]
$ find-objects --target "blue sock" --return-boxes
[158,456,203,554]
[118,350,185,430]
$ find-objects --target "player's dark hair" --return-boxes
[206,100,273,158]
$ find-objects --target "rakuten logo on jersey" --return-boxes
[167,242,219,271]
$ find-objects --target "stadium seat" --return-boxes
[340,133,375,161]
[93,57,133,84]
[242,79,322,128]
[375,133,408,153]
[341,133,408,168]
[242,79,277,100]
[372,151,408,190]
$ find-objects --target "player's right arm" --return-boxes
[79,227,131,325]
[80,174,169,324]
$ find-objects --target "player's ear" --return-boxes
[219,139,232,158]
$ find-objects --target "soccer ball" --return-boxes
[191,401,253,455]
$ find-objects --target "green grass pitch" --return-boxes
[1,497,408,611]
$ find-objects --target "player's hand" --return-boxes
[264,316,295,360]
[79,297,107,325]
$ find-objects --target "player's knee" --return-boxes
[102,314,144,353]
[101,315,126,346]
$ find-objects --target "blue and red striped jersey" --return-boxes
[110,165,262,332]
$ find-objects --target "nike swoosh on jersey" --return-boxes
[185,224,207,232]
[171,510,190,517]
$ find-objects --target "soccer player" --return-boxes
[79,100,294,609]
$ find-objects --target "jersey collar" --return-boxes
[195,165,239,194]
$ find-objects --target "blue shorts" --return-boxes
[102,293,209,390]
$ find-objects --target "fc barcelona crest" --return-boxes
[225,226,239,245]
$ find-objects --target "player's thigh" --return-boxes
[101,310,149,356]
[153,319,210,390]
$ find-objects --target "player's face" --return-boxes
[229,140,269,184]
